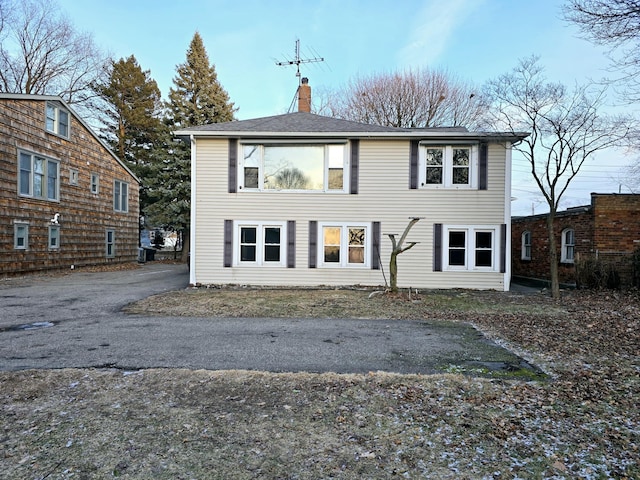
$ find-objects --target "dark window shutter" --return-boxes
[350,139,359,194]
[479,142,488,190]
[433,223,442,272]
[500,223,507,273]
[287,221,296,268]
[223,220,233,267]
[409,140,419,189]
[228,139,237,193]
[308,221,317,268]
[371,221,381,270]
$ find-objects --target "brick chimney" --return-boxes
[298,77,311,113]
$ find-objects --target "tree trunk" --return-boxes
[389,251,399,293]
[181,228,190,263]
[547,214,561,299]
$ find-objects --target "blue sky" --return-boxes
[57,0,637,215]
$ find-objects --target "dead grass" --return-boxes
[1,288,638,479]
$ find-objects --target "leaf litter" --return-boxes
[1,288,638,479]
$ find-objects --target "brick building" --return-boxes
[511,194,640,287]
[1,94,140,276]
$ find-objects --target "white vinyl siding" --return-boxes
[192,139,510,290]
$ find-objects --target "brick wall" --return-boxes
[0,97,140,275]
[511,194,640,287]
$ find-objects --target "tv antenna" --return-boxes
[276,38,324,85]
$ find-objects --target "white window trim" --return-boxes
[48,225,60,250]
[105,229,115,258]
[45,101,70,138]
[14,221,29,250]
[113,180,129,213]
[238,142,350,193]
[317,222,371,268]
[69,168,79,186]
[233,221,287,267]
[18,150,60,201]
[561,228,575,264]
[442,225,499,272]
[418,144,478,189]
[90,173,100,194]
[521,230,531,261]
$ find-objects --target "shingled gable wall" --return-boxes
[511,194,640,287]
[0,96,140,275]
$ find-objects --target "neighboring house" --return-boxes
[176,102,527,291]
[0,94,140,275]
[511,193,640,287]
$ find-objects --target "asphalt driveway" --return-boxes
[0,263,535,375]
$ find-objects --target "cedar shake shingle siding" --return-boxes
[511,193,640,287]
[0,94,140,275]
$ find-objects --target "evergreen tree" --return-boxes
[167,31,235,127]
[147,32,235,261]
[93,55,168,217]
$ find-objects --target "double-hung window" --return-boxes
[419,145,477,188]
[236,222,286,266]
[561,228,575,263]
[18,151,59,201]
[46,101,70,138]
[521,231,531,260]
[113,180,129,212]
[105,229,115,258]
[14,222,29,250]
[239,143,348,192]
[90,173,99,194]
[319,223,369,267]
[49,225,60,249]
[443,226,497,271]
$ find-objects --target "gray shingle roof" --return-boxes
[173,111,528,142]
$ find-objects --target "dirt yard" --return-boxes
[1,287,638,479]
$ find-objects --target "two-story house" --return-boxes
[176,107,527,291]
[0,94,140,275]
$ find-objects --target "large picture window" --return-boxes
[18,151,59,201]
[443,226,498,271]
[236,222,286,266]
[319,223,369,267]
[239,143,347,192]
[419,145,477,188]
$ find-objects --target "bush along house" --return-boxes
[511,193,640,289]
[175,81,528,291]
[0,94,140,275]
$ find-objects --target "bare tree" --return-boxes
[387,218,421,294]
[0,0,108,105]
[318,68,487,129]
[563,0,640,100]
[484,56,634,298]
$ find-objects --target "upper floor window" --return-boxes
[319,223,369,267]
[90,173,99,194]
[239,143,348,192]
[561,228,575,263]
[521,231,531,260]
[443,226,498,271]
[18,151,59,201]
[419,145,477,188]
[46,101,70,138]
[113,180,128,212]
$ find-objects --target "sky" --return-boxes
[56,0,639,216]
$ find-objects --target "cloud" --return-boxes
[398,0,485,68]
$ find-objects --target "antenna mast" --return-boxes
[276,38,324,85]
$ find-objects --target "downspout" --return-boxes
[504,141,514,292]
[189,134,197,285]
